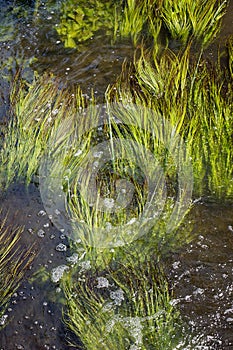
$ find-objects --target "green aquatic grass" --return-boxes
[56,0,162,49]
[0,215,34,325]
[0,74,86,189]
[131,48,233,199]
[188,67,233,199]
[159,0,227,47]
[63,258,186,350]
[114,0,162,46]
[116,45,233,201]
[44,97,193,254]
[55,0,226,50]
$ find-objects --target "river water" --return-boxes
[0,1,232,349]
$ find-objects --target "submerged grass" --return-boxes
[56,0,227,49]
[0,73,87,189]
[0,2,232,349]
[109,44,233,201]
[63,258,186,350]
[56,0,116,49]
[0,215,34,326]
[42,97,193,254]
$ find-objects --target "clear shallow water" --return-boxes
[168,203,233,349]
[0,0,233,349]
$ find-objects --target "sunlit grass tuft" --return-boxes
[109,44,233,201]
[159,0,227,47]
[0,73,87,190]
[114,0,162,46]
[42,97,193,254]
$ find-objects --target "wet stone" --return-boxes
[66,253,79,264]
[0,315,8,326]
[110,288,124,306]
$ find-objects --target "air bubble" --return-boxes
[37,229,45,237]
[51,265,69,283]
[96,277,109,288]
[38,210,46,217]
[55,243,67,252]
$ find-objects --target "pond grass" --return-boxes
[0,215,34,325]
[111,45,233,200]
[0,74,86,189]
[159,0,227,47]
[0,2,232,349]
[56,0,227,50]
[41,94,193,254]
[114,0,162,46]
[63,258,185,350]
[0,33,232,350]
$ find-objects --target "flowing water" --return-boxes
[0,1,233,349]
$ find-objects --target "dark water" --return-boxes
[0,1,233,349]
[168,203,233,349]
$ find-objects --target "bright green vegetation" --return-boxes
[0,216,34,325]
[43,99,192,253]
[0,0,232,347]
[113,0,162,46]
[55,0,160,49]
[159,0,227,47]
[187,66,233,198]
[63,258,186,350]
[56,0,117,48]
[56,0,227,49]
[110,45,233,200]
[1,43,232,346]
[0,74,85,188]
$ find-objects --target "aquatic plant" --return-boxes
[187,67,233,199]
[56,0,116,48]
[0,215,34,326]
[56,0,227,50]
[63,258,186,349]
[114,45,233,200]
[159,0,227,47]
[0,74,87,189]
[39,96,193,258]
[114,0,162,46]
